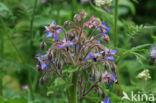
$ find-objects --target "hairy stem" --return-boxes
[68,71,78,103]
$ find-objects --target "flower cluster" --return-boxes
[95,0,112,6]
[136,69,151,80]
[36,11,117,102]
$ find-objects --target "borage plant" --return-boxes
[36,11,118,103]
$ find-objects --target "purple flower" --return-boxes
[89,78,94,83]
[57,38,76,49]
[150,46,156,59]
[41,0,47,4]
[102,70,117,87]
[36,52,48,70]
[110,72,117,87]
[97,21,110,34]
[100,47,118,62]
[85,52,102,62]
[45,21,62,41]
[102,97,112,103]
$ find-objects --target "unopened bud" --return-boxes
[80,11,86,18]
[64,21,70,27]
[36,64,42,72]
[40,77,44,86]
[48,52,52,61]
[101,92,105,99]
[40,42,46,50]
[103,35,109,43]
[111,63,117,72]
[104,62,109,70]
[74,14,81,22]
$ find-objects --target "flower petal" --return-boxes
[41,63,46,70]
[54,33,59,41]
[110,49,118,55]
[57,29,62,34]
[108,56,115,62]
[46,32,53,38]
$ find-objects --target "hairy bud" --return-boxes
[36,64,42,72]
[80,10,86,18]
[40,77,44,86]
[64,21,70,27]
[103,35,109,43]
[111,63,117,72]
[48,52,53,61]
[104,62,109,70]
[74,14,81,22]
[40,42,46,50]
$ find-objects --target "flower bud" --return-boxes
[40,77,44,86]
[104,62,109,70]
[74,14,81,22]
[101,92,105,99]
[48,52,53,61]
[80,10,86,18]
[111,63,117,72]
[36,64,42,72]
[40,42,46,50]
[64,21,70,27]
[103,35,109,43]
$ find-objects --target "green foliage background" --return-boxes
[0,0,156,103]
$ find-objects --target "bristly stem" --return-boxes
[68,71,78,103]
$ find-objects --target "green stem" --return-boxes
[28,0,38,100]
[113,0,118,47]
[28,70,34,100]
[113,0,122,95]
[0,24,4,96]
[0,27,4,96]
[71,0,77,16]
[68,72,78,103]
[30,0,38,55]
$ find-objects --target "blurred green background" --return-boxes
[0,0,156,103]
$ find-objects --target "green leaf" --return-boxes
[0,97,5,103]
[54,78,65,87]
[131,44,152,51]
[0,2,11,18]
[63,65,79,73]
[82,96,100,103]
[6,98,27,103]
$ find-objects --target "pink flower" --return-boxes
[84,16,99,29]
[21,85,29,89]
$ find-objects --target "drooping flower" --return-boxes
[150,46,156,59]
[100,47,117,62]
[57,38,76,49]
[102,70,117,87]
[101,97,112,103]
[36,52,48,70]
[84,52,102,62]
[98,21,110,34]
[45,21,62,41]
[85,16,99,29]
[110,72,117,87]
